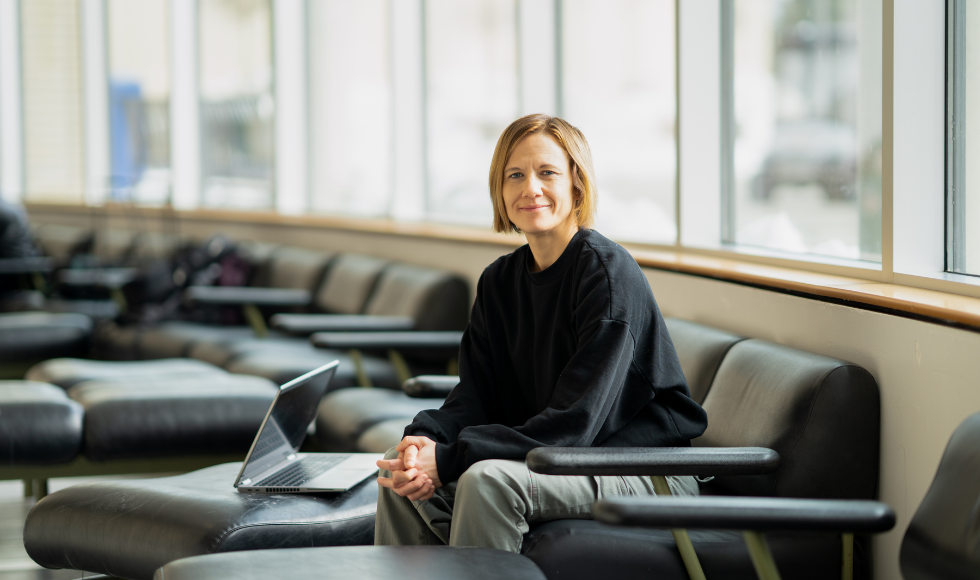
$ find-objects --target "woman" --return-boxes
[375,114,707,551]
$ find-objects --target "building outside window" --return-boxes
[726,0,882,262]
[562,0,677,245]
[198,0,274,210]
[107,0,170,205]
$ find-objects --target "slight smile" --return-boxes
[519,205,551,211]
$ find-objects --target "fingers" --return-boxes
[396,437,422,452]
[407,478,434,501]
[376,476,395,489]
[403,444,419,469]
[392,468,419,484]
[392,474,428,498]
[376,458,406,472]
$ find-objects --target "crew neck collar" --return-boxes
[525,228,591,284]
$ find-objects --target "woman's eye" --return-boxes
[541,170,556,176]
[508,172,523,179]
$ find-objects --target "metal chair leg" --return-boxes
[33,479,48,501]
[842,533,854,580]
[349,349,372,387]
[742,531,782,580]
[23,479,33,498]
[651,475,707,580]
[242,303,268,338]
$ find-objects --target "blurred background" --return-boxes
[0,0,882,261]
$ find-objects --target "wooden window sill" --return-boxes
[25,201,980,330]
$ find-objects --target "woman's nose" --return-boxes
[524,174,544,197]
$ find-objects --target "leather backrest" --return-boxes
[32,225,93,260]
[313,253,390,314]
[92,229,137,260]
[363,263,470,331]
[265,247,333,292]
[900,412,980,580]
[236,241,280,287]
[664,318,744,404]
[696,339,880,500]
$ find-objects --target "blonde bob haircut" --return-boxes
[488,114,597,233]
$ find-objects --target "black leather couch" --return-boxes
[23,318,882,580]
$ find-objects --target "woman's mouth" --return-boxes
[520,205,550,212]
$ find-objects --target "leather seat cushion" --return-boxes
[356,417,416,453]
[522,520,870,580]
[0,381,83,465]
[24,462,378,580]
[664,317,743,404]
[138,323,257,359]
[93,322,142,360]
[188,335,306,368]
[226,348,399,390]
[316,389,444,452]
[25,357,226,389]
[155,546,547,580]
[0,312,91,362]
[68,374,277,460]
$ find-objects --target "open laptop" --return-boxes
[235,361,382,493]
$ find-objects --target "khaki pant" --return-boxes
[375,447,699,552]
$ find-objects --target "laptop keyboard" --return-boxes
[256,454,350,487]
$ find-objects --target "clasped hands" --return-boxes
[376,435,442,502]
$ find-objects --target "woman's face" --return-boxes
[502,132,579,236]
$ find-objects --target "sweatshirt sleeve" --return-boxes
[434,317,638,484]
[403,273,496,445]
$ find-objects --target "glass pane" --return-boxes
[730,0,881,262]
[20,0,85,203]
[308,0,392,217]
[953,0,980,275]
[425,0,518,226]
[107,0,170,205]
[562,0,677,245]
[198,0,274,210]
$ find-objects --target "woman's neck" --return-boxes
[526,222,580,273]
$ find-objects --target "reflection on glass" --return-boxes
[731,0,881,262]
[562,0,676,244]
[425,0,518,226]
[107,0,170,205]
[308,0,392,218]
[198,0,274,210]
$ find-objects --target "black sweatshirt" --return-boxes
[404,229,708,484]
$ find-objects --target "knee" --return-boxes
[456,460,527,500]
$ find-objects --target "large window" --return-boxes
[20,0,85,203]
[308,0,393,218]
[198,0,274,210]
[107,0,170,205]
[947,0,980,275]
[562,0,677,244]
[726,0,881,262]
[424,0,519,226]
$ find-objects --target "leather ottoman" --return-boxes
[25,462,379,580]
[154,546,546,580]
[0,381,83,465]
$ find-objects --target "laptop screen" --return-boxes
[237,362,338,485]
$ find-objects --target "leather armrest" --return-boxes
[58,267,138,288]
[271,313,415,335]
[310,331,463,357]
[0,257,52,274]
[183,286,311,307]
[402,375,459,398]
[593,496,896,533]
[525,447,780,477]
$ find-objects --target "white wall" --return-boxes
[645,268,980,580]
